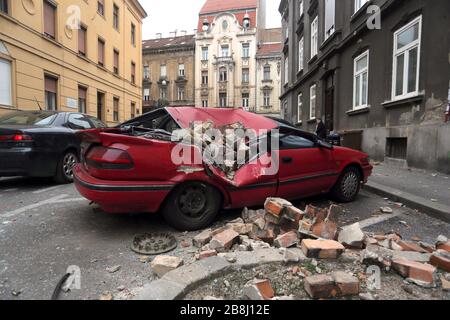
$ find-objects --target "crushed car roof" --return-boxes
[165,107,278,131]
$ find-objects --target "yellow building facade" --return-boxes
[0,0,147,126]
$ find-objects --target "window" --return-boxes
[309,84,316,120]
[68,114,92,130]
[131,23,136,46]
[221,45,229,57]
[179,64,185,77]
[202,100,208,108]
[113,50,119,75]
[131,62,136,84]
[242,68,249,84]
[264,65,271,81]
[160,64,167,78]
[44,75,57,111]
[392,16,422,100]
[311,17,318,58]
[143,66,150,79]
[113,4,119,30]
[43,0,56,40]
[78,86,87,113]
[97,38,105,66]
[97,0,104,16]
[297,93,303,123]
[201,71,208,85]
[219,67,227,82]
[299,0,303,17]
[202,47,209,61]
[131,102,136,119]
[355,0,369,13]
[0,58,12,106]
[353,50,369,109]
[219,93,227,107]
[242,43,250,58]
[284,56,289,84]
[263,90,270,107]
[143,88,150,101]
[280,134,314,149]
[0,0,8,14]
[324,0,335,40]
[160,87,167,99]
[242,93,249,109]
[298,37,304,71]
[78,25,87,56]
[177,87,185,101]
[113,97,119,121]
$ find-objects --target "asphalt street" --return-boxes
[0,176,449,300]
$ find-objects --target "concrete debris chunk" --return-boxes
[150,255,184,277]
[304,274,338,299]
[209,229,240,252]
[273,231,299,248]
[331,271,360,296]
[226,222,253,235]
[301,239,345,259]
[392,251,431,263]
[198,250,218,260]
[311,220,338,240]
[192,229,212,248]
[106,265,121,274]
[243,279,275,300]
[361,244,394,269]
[380,207,393,214]
[338,223,365,249]
[326,204,343,222]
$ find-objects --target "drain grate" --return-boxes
[131,232,177,255]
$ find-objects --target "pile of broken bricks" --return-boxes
[150,197,450,300]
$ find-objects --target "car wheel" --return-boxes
[162,182,221,231]
[330,166,361,203]
[54,151,79,184]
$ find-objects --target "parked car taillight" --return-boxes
[86,146,134,170]
[0,134,33,142]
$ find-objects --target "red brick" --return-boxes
[430,250,450,272]
[299,219,313,232]
[255,229,275,245]
[392,258,437,285]
[311,220,338,240]
[243,279,275,300]
[192,229,213,248]
[264,198,292,217]
[301,239,345,259]
[419,242,436,253]
[397,240,429,253]
[436,242,450,253]
[209,229,240,252]
[284,206,305,222]
[279,216,300,234]
[327,204,343,222]
[331,271,360,296]
[198,250,217,260]
[273,231,299,248]
[304,274,338,299]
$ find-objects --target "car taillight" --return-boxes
[0,134,33,142]
[86,146,134,170]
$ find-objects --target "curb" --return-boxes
[364,181,450,223]
[133,248,307,300]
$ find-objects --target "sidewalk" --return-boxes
[364,163,450,222]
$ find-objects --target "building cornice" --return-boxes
[126,0,148,19]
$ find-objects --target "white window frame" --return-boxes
[298,37,304,71]
[177,87,184,101]
[324,0,335,40]
[160,64,167,78]
[391,15,422,101]
[284,56,289,84]
[178,63,185,77]
[353,50,369,110]
[242,94,249,109]
[202,99,208,108]
[299,0,304,17]
[202,47,209,61]
[263,90,270,107]
[354,0,369,13]
[297,93,303,123]
[309,84,316,120]
[311,17,318,58]
[242,43,250,58]
[0,57,12,106]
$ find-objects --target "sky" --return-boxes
[141,0,282,40]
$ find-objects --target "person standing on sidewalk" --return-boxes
[315,118,327,140]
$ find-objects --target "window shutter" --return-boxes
[44,1,56,38]
[78,87,87,99]
[45,76,57,93]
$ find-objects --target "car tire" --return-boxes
[162,182,221,231]
[330,166,361,203]
[54,151,79,184]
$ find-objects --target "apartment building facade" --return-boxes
[142,35,195,113]
[279,0,450,173]
[0,0,147,126]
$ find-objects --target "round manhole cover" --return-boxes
[131,232,178,255]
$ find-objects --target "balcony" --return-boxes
[214,55,235,65]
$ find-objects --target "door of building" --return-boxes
[324,75,334,133]
[97,91,105,121]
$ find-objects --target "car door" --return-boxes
[276,132,338,200]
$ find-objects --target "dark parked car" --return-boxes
[0,110,106,183]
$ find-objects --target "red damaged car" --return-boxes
[73,107,372,231]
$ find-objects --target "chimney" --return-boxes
[156,33,162,39]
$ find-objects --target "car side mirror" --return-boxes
[317,139,333,150]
